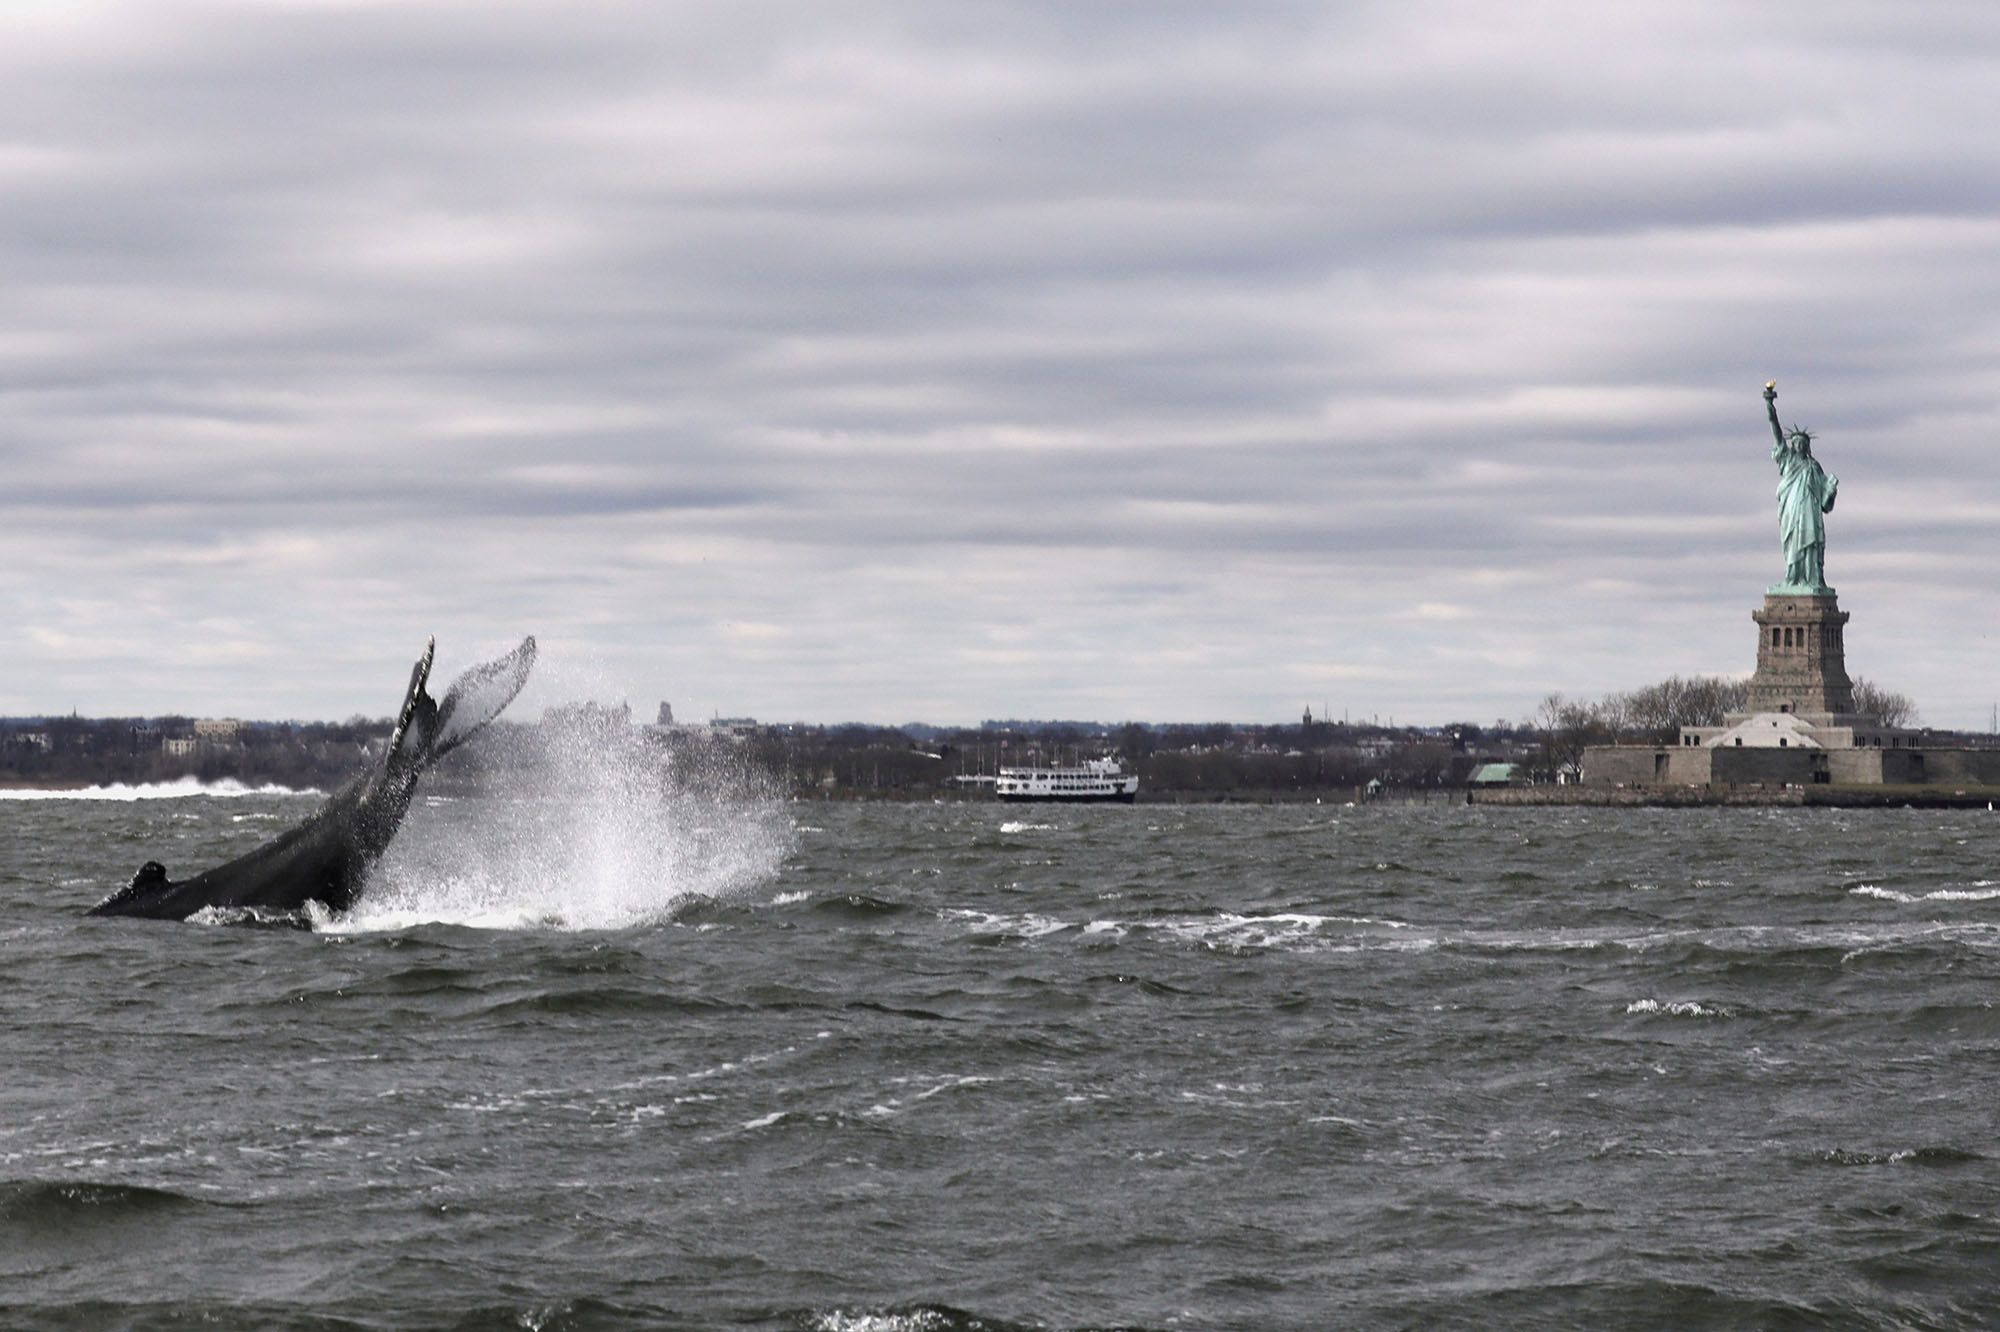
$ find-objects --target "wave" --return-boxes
[1815,1145,1983,1168]
[0,777,321,802]
[809,894,912,919]
[0,1180,220,1236]
[803,1305,1044,1332]
[944,907,1072,939]
[475,987,737,1020]
[1851,883,2000,903]
[799,1305,1163,1332]
[936,906,1419,953]
[917,906,2000,967]
[1626,998,1728,1018]
[186,903,320,930]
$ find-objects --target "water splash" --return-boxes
[334,717,793,933]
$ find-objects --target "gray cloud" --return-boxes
[6,1,2000,726]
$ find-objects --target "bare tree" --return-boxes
[1535,693,1609,780]
[1617,675,1751,742]
[1851,677,1917,728]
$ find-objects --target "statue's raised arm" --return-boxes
[1764,380,1786,453]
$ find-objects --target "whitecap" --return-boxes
[1851,883,2000,903]
[810,1312,955,1332]
[1627,998,1727,1017]
[1851,885,1913,902]
[1162,910,1415,951]
[940,907,1069,938]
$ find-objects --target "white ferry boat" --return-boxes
[994,757,1139,803]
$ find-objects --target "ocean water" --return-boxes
[5,782,2000,1330]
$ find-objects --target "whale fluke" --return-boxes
[87,636,537,923]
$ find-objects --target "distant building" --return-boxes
[194,718,242,745]
[656,701,674,726]
[163,736,197,757]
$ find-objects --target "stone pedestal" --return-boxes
[1747,592,1853,718]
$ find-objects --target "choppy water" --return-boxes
[5,786,2000,1330]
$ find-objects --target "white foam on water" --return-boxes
[1851,884,1910,902]
[941,907,1071,938]
[811,1313,954,1332]
[1851,884,2000,903]
[330,723,793,934]
[1161,910,1418,952]
[186,903,315,929]
[960,908,1419,952]
[0,778,321,802]
[998,821,1056,833]
[1627,998,1728,1018]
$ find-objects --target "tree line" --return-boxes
[0,675,1927,799]
[1532,675,1916,777]
[0,714,391,789]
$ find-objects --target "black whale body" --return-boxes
[87,636,536,923]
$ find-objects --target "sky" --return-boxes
[6,0,2000,728]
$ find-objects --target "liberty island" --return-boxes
[1583,383,2000,794]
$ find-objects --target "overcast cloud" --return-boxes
[6,0,2000,726]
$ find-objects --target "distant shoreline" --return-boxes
[0,777,322,797]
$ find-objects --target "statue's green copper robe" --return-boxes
[1773,439,1837,592]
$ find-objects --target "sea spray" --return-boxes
[340,713,793,932]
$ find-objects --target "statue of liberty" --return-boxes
[1763,381,1838,593]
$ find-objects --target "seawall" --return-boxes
[1471,785,2000,809]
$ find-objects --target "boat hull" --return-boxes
[997,790,1138,804]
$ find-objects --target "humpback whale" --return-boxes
[88,636,536,922]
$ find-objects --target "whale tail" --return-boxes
[387,636,537,777]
